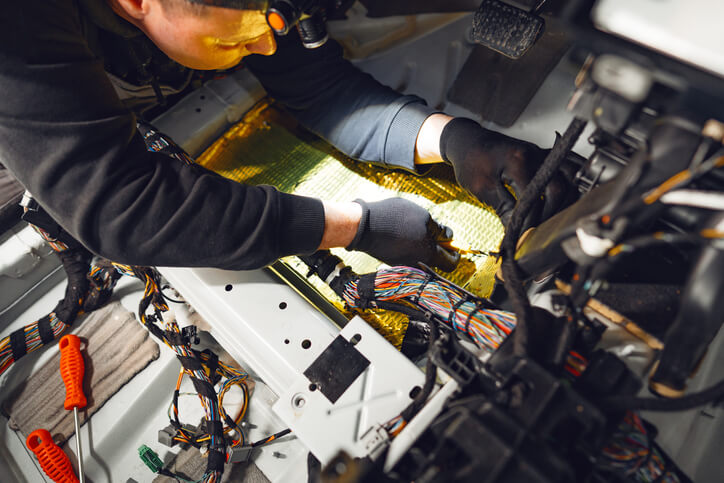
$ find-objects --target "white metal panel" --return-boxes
[273,317,425,465]
[592,0,724,79]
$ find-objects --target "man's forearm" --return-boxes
[414,113,453,166]
[318,201,363,249]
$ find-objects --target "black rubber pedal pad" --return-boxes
[471,0,544,59]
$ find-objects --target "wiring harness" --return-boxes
[340,265,515,353]
[301,250,685,482]
[0,241,121,377]
[600,412,681,483]
[2,123,296,482]
[110,265,226,483]
[0,121,188,377]
[167,350,250,449]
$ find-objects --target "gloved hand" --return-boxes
[346,198,460,271]
[439,117,567,226]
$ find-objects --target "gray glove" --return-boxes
[346,198,460,272]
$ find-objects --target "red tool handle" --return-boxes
[26,429,79,483]
[59,335,87,410]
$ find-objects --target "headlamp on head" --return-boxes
[266,0,329,49]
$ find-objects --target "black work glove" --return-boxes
[439,117,567,226]
[346,198,460,272]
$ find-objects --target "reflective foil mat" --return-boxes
[198,100,504,347]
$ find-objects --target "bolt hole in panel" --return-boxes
[292,394,306,409]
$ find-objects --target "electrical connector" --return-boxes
[360,425,389,461]
[227,446,254,463]
[181,325,200,345]
[158,424,177,447]
[138,445,164,474]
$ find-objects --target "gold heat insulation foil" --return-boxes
[197,100,505,347]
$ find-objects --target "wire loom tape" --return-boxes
[9,328,26,362]
[190,377,218,401]
[37,315,55,345]
[356,273,377,308]
[177,354,204,372]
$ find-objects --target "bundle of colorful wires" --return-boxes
[601,411,680,483]
[0,262,121,377]
[169,362,250,449]
[340,266,516,353]
[110,265,224,483]
[164,320,223,483]
[0,313,67,375]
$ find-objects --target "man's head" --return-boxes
[108,0,276,70]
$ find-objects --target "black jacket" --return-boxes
[0,0,432,270]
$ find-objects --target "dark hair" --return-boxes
[159,0,208,15]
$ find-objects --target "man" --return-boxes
[0,0,553,272]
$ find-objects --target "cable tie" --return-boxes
[449,296,470,327]
[413,272,434,306]
[324,263,345,285]
[463,303,484,336]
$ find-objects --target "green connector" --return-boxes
[138,444,165,474]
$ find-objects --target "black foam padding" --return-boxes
[471,0,543,59]
[304,336,370,404]
[447,21,571,127]
[359,0,479,17]
[594,283,681,339]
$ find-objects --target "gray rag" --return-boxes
[2,301,160,445]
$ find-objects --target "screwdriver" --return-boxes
[59,334,86,483]
[26,429,79,483]
[438,239,499,257]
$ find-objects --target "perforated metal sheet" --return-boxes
[197,100,504,346]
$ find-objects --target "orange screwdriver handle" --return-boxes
[59,335,87,410]
[26,429,79,483]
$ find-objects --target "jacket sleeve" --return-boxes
[0,1,325,270]
[245,34,437,172]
